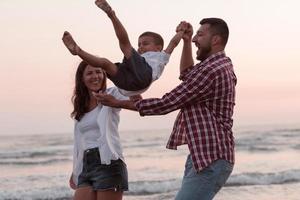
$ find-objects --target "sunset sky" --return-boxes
[1,0,300,135]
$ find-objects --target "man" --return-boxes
[95,18,237,200]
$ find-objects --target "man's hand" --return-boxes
[176,21,193,42]
[93,91,138,111]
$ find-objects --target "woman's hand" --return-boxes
[69,174,76,190]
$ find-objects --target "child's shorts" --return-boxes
[109,48,153,91]
[77,147,128,191]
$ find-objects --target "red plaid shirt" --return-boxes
[135,51,237,171]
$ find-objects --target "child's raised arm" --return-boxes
[164,31,184,55]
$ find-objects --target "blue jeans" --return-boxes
[175,155,233,200]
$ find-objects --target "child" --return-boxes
[62,0,184,96]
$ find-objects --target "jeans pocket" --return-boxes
[214,160,233,193]
[183,155,198,178]
[85,149,101,166]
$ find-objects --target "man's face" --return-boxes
[192,24,214,61]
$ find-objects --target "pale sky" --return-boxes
[1,0,300,135]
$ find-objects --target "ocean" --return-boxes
[0,125,300,200]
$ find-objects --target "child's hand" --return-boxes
[183,23,193,41]
[176,21,193,41]
[176,21,188,33]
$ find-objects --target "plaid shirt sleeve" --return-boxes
[135,65,215,116]
[178,65,194,81]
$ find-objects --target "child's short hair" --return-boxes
[139,31,164,49]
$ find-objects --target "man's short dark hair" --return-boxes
[139,31,164,49]
[200,18,229,46]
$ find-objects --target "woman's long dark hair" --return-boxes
[71,61,107,121]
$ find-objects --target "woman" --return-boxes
[69,61,128,200]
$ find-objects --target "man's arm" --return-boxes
[93,92,137,111]
[95,0,132,58]
[178,22,194,73]
[95,64,214,116]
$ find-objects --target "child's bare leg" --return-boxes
[95,0,132,58]
[62,31,80,55]
[78,53,118,76]
[95,0,112,14]
[62,31,118,76]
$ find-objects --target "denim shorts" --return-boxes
[175,155,233,200]
[77,147,128,191]
[110,48,153,91]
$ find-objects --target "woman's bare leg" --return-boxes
[96,190,123,200]
[74,186,96,200]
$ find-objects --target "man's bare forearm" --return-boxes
[180,39,194,73]
[101,97,138,111]
[116,99,137,111]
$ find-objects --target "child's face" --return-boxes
[138,36,162,54]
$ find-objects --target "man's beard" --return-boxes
[196,45,212,61]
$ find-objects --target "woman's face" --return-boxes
[83,65,105,92]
